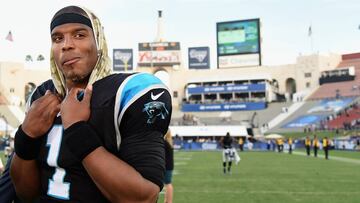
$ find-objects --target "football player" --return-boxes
[11,6,172,202]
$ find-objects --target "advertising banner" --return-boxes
[188,47,210,69]
[187,84,265,94]
[113,49,133,71]
[138,42,181,67]
[181,102,266,112]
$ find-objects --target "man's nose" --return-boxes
[62,36,75,51]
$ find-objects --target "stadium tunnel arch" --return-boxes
[153,69,170,88]
[285,78,296,100]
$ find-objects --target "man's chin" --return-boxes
[70,74,91,84]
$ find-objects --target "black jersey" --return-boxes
[29,73,172,202]
[222,136,233,149]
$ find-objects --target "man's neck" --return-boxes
[66,80,88,91]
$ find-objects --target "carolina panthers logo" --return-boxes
[143,101,169,124]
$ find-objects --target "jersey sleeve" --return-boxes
[114,73,172,189]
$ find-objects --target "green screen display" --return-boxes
[217,19,260,55]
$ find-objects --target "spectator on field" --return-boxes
[238,137,244,151]
[277,138,284,152]
[164,130,174,203]
[305,136,311,156]
[313,135,320,157]
[288,137,293,154]
[323,137,329,160]
[271,139,276,151]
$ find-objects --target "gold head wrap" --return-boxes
[50,6,111,96]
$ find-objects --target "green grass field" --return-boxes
[0,151,6,166]
[158,150,360,203]
[2,150,359,203]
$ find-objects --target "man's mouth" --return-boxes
[63,57,80,66]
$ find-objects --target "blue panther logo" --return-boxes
[143,101,169,124]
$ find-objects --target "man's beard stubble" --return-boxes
[71,73,91,84]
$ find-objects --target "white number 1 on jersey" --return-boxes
[46,125,70,200]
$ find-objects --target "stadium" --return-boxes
[0,4,360,203]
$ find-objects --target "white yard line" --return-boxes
[292,151,360,164]
[175,157,192,160]
[175,189,360,195]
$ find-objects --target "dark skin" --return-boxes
[10,90,61,201]
[11,23,159,203]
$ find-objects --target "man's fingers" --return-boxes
[68,88,81,98]
[83,85,92,104]
[51,104,61,117]
[48,96,62,108]
[33,90,59,107]
[43,98,61,118]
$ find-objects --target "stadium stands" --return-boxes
[182,78,273,112]
[267,53,360,132]
[309,53,360,100]
[325,103,360,129]
[266,97,360,133]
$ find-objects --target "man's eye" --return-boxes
[52,36,62,42]
[75,33,85,38]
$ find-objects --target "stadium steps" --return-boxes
[263,101,305,133]
[232,102,293,127]
[8,105,25,124]
[265,100,330,133]
[171,102,292,127]
[0,105,24,131]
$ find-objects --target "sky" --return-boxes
[0,0,360,68]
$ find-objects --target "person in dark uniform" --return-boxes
[305,136,311,156]
[221,132,234,174]
[10,6,171,203]
[164,130,174,203]
[323,137,329,160]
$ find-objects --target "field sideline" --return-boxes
[158,150,360,203]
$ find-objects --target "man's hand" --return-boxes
[61,85,92,129]
[22,90,61,138]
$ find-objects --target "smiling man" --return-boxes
[10,6,172,203]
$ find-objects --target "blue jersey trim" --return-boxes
[120,73,163,111]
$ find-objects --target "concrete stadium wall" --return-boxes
[0,53,342,109]
[0,61,51,105]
